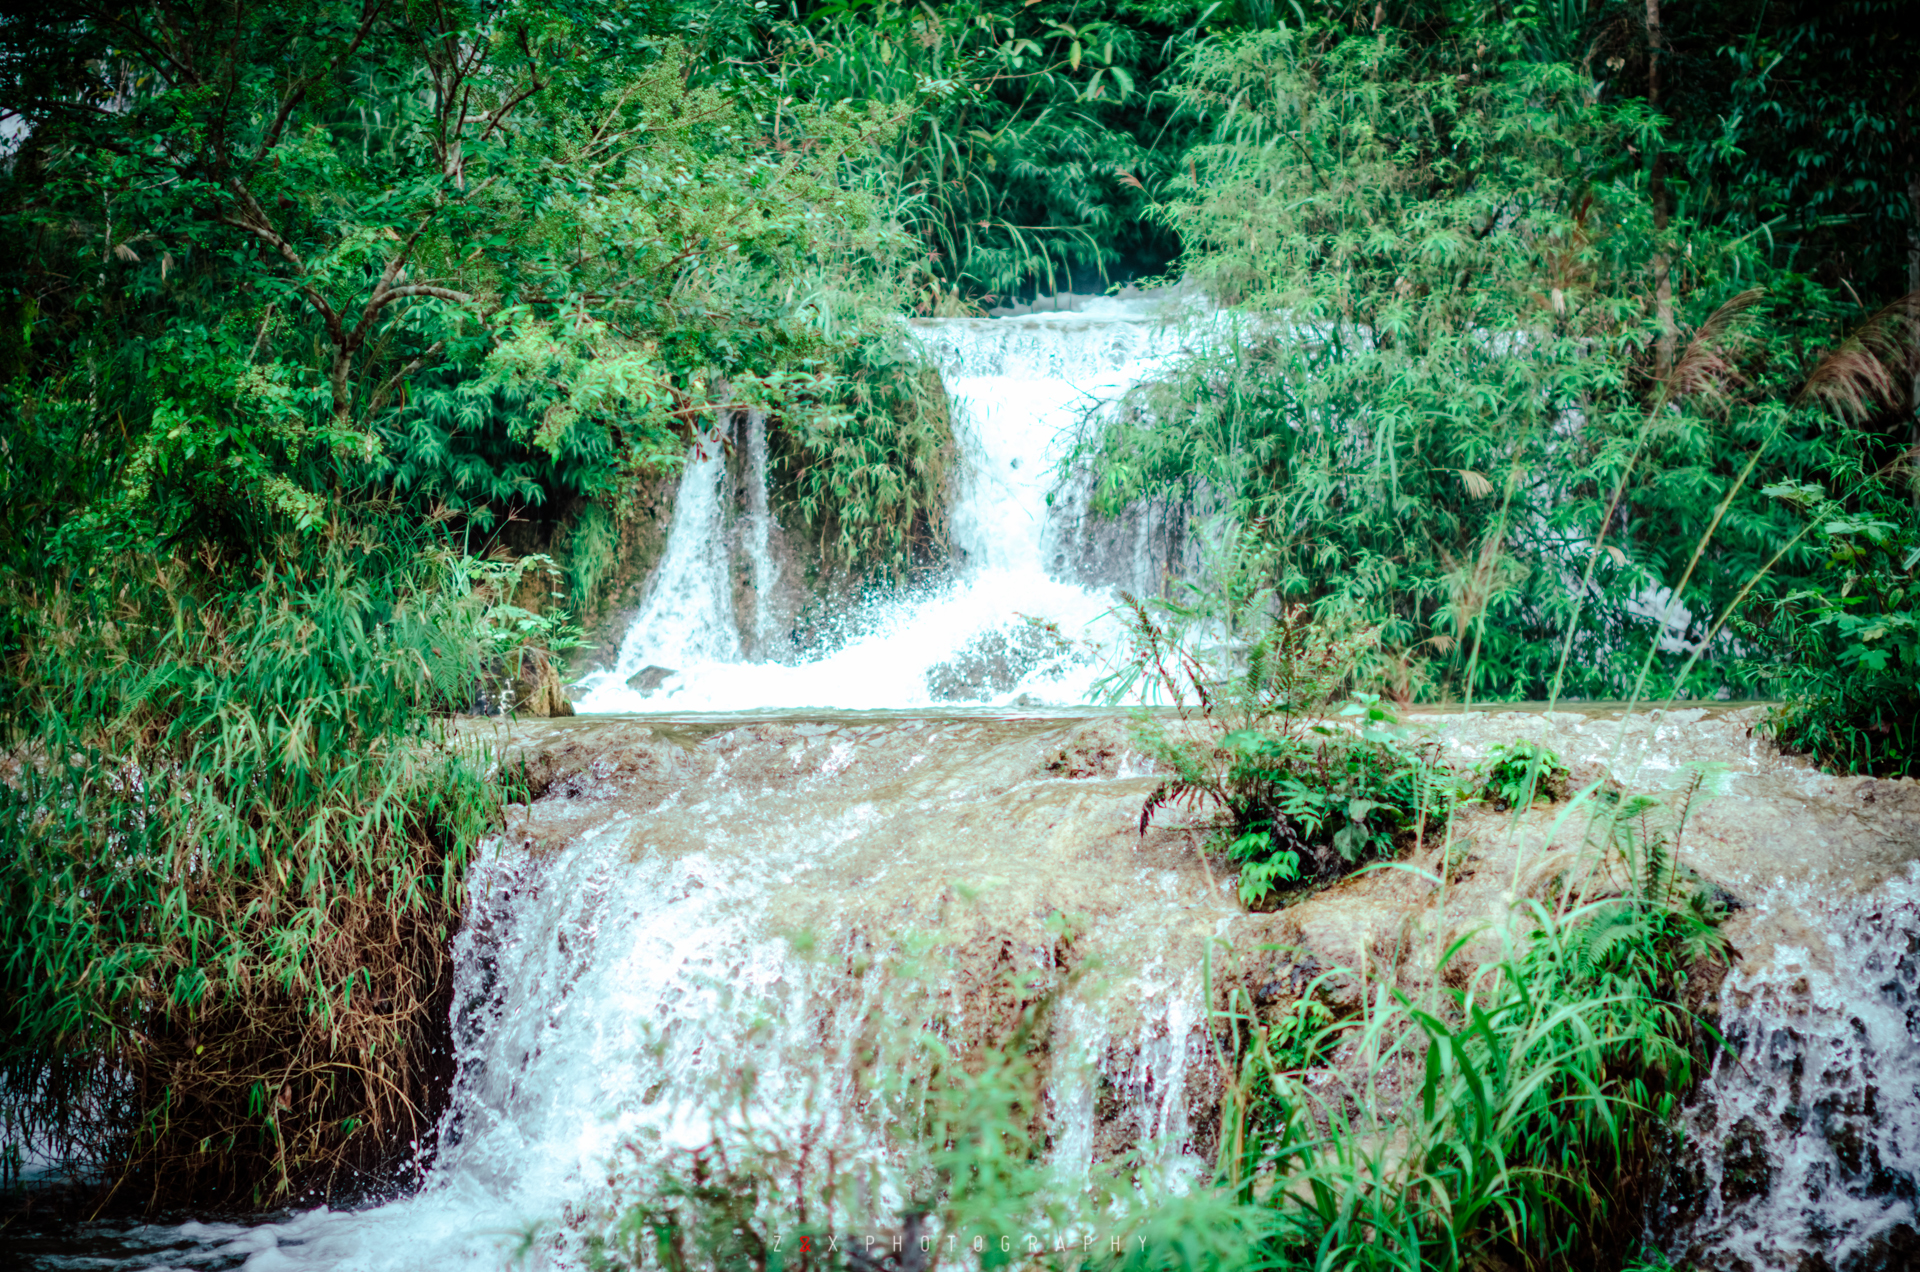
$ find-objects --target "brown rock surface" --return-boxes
[454,704,1919,1158]
[507,648,576,718]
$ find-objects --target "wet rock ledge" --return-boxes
[454,704,1920,1163]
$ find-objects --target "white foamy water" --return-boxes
[576,299,1189,713]
[12,300,1225,1272]
[603,431,743,674]
[1659,866,1920,1269]
[30,720,1225,1271]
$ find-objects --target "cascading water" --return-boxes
[741,409,782,653]
[576,298,1191,713]
[1657,866,1920,1271]
[604,430,743,675]
[9,299,1223,1272]
[34,717,1232,1271]
[25,299,1913,1272]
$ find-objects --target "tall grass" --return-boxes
[1079,19,1913,728]
[1213,776,1725,1272]
[0,531,505,1207]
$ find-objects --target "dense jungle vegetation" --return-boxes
[0,0,1915,1242]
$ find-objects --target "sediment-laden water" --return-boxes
[12,301,1920,1272]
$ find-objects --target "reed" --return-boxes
[0,531,505,1207]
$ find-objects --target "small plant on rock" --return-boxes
[1209,696,1447,905]
[1110,561,1451,907]
[1477,739,1570,810]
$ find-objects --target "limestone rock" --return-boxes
[508,648,574,718]
[625,665,676,696]
[459,704,1920,1175]
[924,623,1074,701]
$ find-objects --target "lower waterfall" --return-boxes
[29,717,1233,1270]
[1657,869,1920,1270]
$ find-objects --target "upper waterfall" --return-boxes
[575,298,1188,713]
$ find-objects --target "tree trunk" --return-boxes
[1909,171,1920,297]
[1907,171,1919,499]
[1647,0,1674,384]
[1643,0,1674,384]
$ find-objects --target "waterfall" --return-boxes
[574,298,1188,713]
[1657,866,1920,1269]
[50,719,1229,1270]
[26,717,1919,1272]
[20,299,1919,1272]
[602,430,742,680]
[742,409,782,653]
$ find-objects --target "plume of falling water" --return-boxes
[1658,866,1920,1271]
[742,409,783,653]
[576,300,1192,712]
[601,431,741,686]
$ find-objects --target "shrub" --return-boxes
[1477,740,1571,810]
[1205,699,1446,906]
[1113,583,1450,906]
[0,536,507,1207]
[1746,481,1920,777]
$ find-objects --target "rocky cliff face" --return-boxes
[460,705,1920,1266]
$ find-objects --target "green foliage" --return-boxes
[1111,565,1450,905]
[1215,699,1444,906]
[1663,0,1920,300]
[1218,788,1727,1271]
[0,532,512,1205]
[1076,6,1916,741]
[464,553,593,656]
[769,0,1200,301]
[770,341,958,577]
[1745,481,1920,777]
[1478,740,1572,810]
[1,0,954,577]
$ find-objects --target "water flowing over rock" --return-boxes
[1656,873,1920,1271]
[36,699,1918,1272]
[602,431,743,678]
[739,409,784,654]
[574,300,1197,713]
[624,665,676,696]
[19,299,1920,1272]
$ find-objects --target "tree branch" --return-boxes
[251,0,389,163]
[366,339,447,415]
[478,24,547,142]
[213,209,344,348]
[354,284,477,334]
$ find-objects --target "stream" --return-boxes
[9,298,1919,1272]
